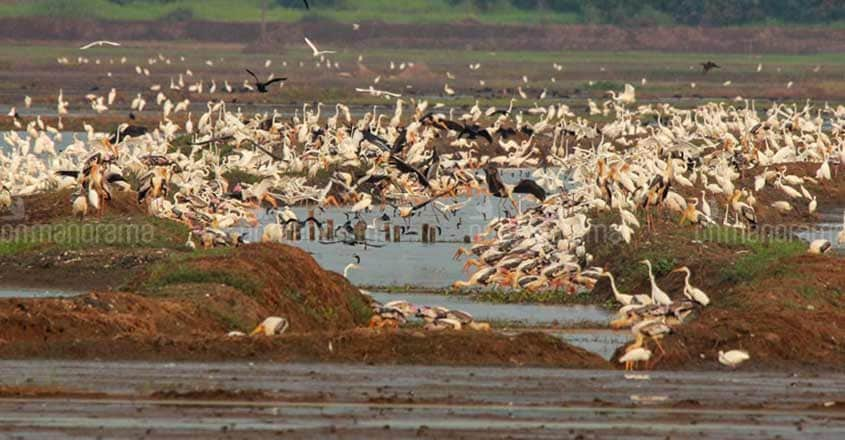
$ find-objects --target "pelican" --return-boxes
[250,317,290,336]
[718,349,750,368]
[808,239,832,255]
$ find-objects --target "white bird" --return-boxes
[672,266,710,306]
[620,347,652,371]
[249,317,290,336]
[600,272,633,305]
[80,40,121,50]
[640,260,672,305]
[305,37,336,57]
[838,211,845,245]
[718,349,750,368]
[808,239,832,255]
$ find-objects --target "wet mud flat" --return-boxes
[0,360,843,439]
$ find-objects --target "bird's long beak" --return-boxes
[249,324,265,337]
[670,268,682,273]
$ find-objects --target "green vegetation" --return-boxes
[1,0,841,27]
[347,293,375,325]
[696,226,806,283]
[453,288,597,305]
[142,263,262,297]
[0,215,189,254]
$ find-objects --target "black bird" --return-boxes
[391,127,408,154]
[484,165,546,205]
[495,126,518,139]
[360,128,391,151]
[281,216,324,229]
[109,124,147,143]
[389,155,431,188]
[458,123,493,144]
[701,61,720,74]
[246,69,287,93]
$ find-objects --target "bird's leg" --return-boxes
[654,338,666,355]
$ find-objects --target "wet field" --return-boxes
[0,360,843,439]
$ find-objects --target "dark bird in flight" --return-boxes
[701,61,720,74]
[389,155,431,188]
[484,165,546,203]
[458,123,493,144]
[246,69,287,93]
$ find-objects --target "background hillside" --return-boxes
[0,0,843,26]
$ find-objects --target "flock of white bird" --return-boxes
[3,40,845,370]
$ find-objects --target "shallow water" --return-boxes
[369,291,611,325]
[0,360,843,439]
[797,210,845,254]
[552,330,632,360]
[232,168,570,288]
[0,288,80,299]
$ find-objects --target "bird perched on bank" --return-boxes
[671,266,710,306]
[245,69,286,93]
[0,184,11,212]
[619,347,652,371]
[808,239,832,255]
[250,317,290,336]
[718,349,749,368]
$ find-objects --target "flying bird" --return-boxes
[701,61,720,74]
[80,40,121,50]
[245,69,286,93]
[484,165,547,204]
[305,37,336,57]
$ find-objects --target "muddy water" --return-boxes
[0,360,842,439]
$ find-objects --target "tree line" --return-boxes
[275,0,845,26]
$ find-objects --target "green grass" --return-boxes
[454,288,597,305]
[347,293,374,325]
[0,216,189,254]
[0,0,580,24]
[142,264,262,297]
[0,240,42,256]
[698,226,806,284]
